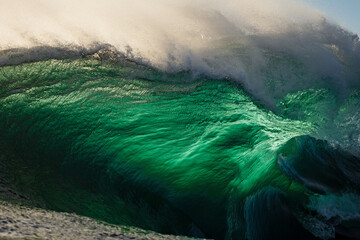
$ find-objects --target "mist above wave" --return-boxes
[0,0,359,105]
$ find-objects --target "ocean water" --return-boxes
[1,1,360,239]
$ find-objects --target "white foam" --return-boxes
[308,193,360,221]
[0,0,359,104]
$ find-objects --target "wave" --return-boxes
[1,1,360,240]
[1,55,359,239]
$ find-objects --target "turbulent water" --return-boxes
[1,0,360,240]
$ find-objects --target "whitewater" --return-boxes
[0,0,360,239]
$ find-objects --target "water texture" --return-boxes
[0,1,360,239]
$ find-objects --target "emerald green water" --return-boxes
[1,56,359,239]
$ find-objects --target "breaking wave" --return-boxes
[0,1,360,239]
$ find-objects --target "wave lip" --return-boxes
[278,136,360,239]
[278,135,360,194]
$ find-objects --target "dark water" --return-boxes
[0,49,360,240]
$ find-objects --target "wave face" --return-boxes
[0,1,360,240]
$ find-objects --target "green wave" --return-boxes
[1,54,359,239]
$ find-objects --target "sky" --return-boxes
[301,0,360,34]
